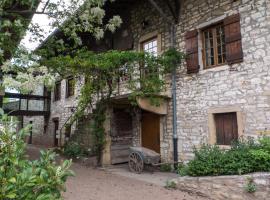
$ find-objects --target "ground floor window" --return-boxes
[214,112,238,145]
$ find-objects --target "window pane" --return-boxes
[203,23,226,68]
[216,25,226,64]
[204,30,214,67]
[143,38,158,56]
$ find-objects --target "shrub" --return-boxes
[0,110,73,199]
[177,163,189,176]
[160,164,172,172]
[178,137,270,176]
[165,180,177,189]
[63,141,86,158]
[244,177,257,193]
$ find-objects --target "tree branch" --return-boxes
[42,0,51,13]
[6,9,52,15]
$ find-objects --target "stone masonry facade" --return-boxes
[175,0,270,161]
[26,0,270,164]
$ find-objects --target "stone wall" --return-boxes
[172,173,270,200]
[129,0,174,162]
[174,0,270,161]
[47,76,84,146]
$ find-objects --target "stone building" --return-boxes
[20,0,270,165]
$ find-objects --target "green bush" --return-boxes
[160,164,172,172]
[0,110,73,199]
[63,141,87,158]
[178,137,270,176]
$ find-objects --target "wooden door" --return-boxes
[111,108,133,164]
[141,112,160,153]
[215,112,238,145]
[53,119,59,147]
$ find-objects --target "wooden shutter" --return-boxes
[224,14,243,65]
[215,112,238,145]
[185,30,199,74]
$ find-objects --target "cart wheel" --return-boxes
[129,152,144,174]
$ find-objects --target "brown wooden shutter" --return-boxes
[214,112,238,145]
[224,14,243,65]
[185,30,199,74]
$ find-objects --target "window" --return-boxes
[202,23,226,68]
[65,125,71,139]
[53,119,59,147]
[142,38,158,56]
[214,112,238,145]
[186,14,243,74]
[54,81,61,101]
[66,77,75,97]
[141,37,158,76]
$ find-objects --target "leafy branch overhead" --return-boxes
[0,0,122,64]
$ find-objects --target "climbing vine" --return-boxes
[43,48,185,161]
[91,102,107,163]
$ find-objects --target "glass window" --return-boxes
[203,23,226,68]
[54,81,61,101]
[66,77,75,97]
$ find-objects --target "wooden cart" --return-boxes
[128,147,160,173]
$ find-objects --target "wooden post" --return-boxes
[29,121,33,144]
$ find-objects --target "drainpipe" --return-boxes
[170,24,178,168]
[147,0,179,167]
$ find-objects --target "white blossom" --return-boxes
[94,28,104,40]
[106,15,122,33]
[0,48,3,57]
[90,7,105,24]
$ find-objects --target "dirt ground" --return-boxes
[63,163,205,200]
[26,145,205,200]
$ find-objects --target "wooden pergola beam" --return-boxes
[4,92,50,100]
[4,110,50,116]
[147,0,174,25]
[147,0,181,24]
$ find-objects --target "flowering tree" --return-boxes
[0,0,122,93]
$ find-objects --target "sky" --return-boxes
[20,1,56,50]
[20,0,84,51]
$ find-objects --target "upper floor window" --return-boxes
[142,38,158,56]
[66,77,75,98]
[54,81,61,101]
[141,37,159,76]
[185,13,243,74]
[202,23,226,68]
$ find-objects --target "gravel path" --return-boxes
[63,163,205,200]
